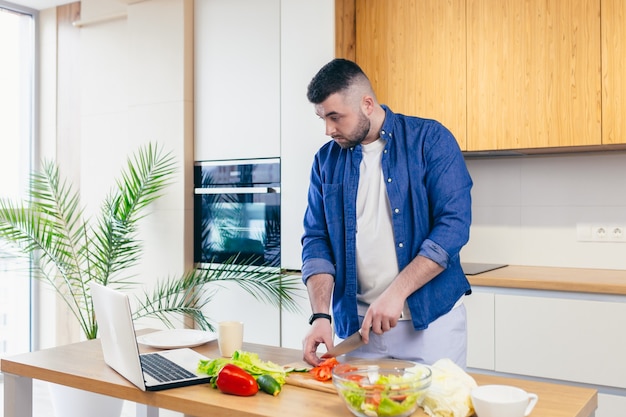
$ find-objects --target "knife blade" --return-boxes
[321,330,364,358]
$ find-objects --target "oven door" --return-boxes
[194,186,280,267]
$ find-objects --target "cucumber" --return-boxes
[257,374,282,396]
[284,366,310,373]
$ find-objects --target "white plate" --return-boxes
[136,329,216,349]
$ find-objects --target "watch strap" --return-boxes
[308,313,332,325]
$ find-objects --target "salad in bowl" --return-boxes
[332,359,432,417]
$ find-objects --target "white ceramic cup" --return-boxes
[471,385,539,417]
[218,321,244,357]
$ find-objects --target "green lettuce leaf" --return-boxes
[197,350,288,385]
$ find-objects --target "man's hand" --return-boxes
[360,290,404,343]
[302,319,334,366]
[360,255,445,343]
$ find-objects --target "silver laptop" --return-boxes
[90,282,212,391]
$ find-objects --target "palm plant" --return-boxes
[0,143,301,340]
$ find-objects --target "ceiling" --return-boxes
[4,0,72,11]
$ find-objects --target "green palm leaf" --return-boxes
[0,143,302,341]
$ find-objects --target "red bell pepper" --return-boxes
[215,363,259,396]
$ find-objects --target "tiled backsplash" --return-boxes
[463,152,626,270]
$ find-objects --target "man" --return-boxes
[301,58,473,368]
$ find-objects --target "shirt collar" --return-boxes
[380,105,395,143]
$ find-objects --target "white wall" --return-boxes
[78,0,193,389]
[463,152,626,270]
[79,0,195,334]
[37,0,194,347]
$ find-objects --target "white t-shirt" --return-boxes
[355,138,399,305]
[355,139,460,319]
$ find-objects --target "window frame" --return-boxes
[0,0,39,355]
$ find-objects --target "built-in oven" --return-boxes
[194,158,281,268]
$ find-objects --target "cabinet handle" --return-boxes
[194,187,280,194]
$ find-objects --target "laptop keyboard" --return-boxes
[140,353,197,382]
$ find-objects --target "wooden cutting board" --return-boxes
[282,358,420,395]
[283,362,336,394]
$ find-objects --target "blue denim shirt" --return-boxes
[301,105,473,339]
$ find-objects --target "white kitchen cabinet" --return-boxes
[280,274,311,349]
[495,294,626,388]
[195,0,334,345]
[194,0,282,349]
[467,286,626,417]
[279,0,334,270]
[200,275,309,350]
[597,393,626,417]
[195,0,281,161]
[465,290,495,370]
[201,281,281,347]
[201,275,309,350]
[194,0,334,270]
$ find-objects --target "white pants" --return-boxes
[342,302,467,369]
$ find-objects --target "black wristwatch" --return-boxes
[308,313,332,325]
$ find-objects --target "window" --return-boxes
[0,3,36,357]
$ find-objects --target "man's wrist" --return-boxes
[308,313,332,325]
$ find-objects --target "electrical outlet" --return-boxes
[579,224,626,242]
[591,225,608,240]
[608,226,625,241]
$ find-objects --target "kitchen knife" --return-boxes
[321,330,364,358]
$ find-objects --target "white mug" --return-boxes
[218,321,244,357]
[471,385,539,417]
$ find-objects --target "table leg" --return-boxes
[3,373,33,417]
[136,402,159,417]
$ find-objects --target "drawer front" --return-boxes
[495,294,626,388]
[466,291,495,370]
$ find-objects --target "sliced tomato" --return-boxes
[318,357,339,368]
[389,394,408,402]
[346,374,365,382]
[309,357,340,381]
[310,366,332,381]
[365,391,382,407]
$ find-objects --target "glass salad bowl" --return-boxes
[332,359,432,417]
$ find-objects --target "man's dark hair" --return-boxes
[307,59,367,104]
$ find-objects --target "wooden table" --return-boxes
[1,332,597,417]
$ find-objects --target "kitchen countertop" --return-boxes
[467,265,626,296]
[2,330,597,417]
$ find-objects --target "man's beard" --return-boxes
[333,112,371,149]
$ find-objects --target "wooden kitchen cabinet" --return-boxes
[466,0,601,150]
[602,0,626,145]
[354,0,467,150]
[340,0,625,153]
